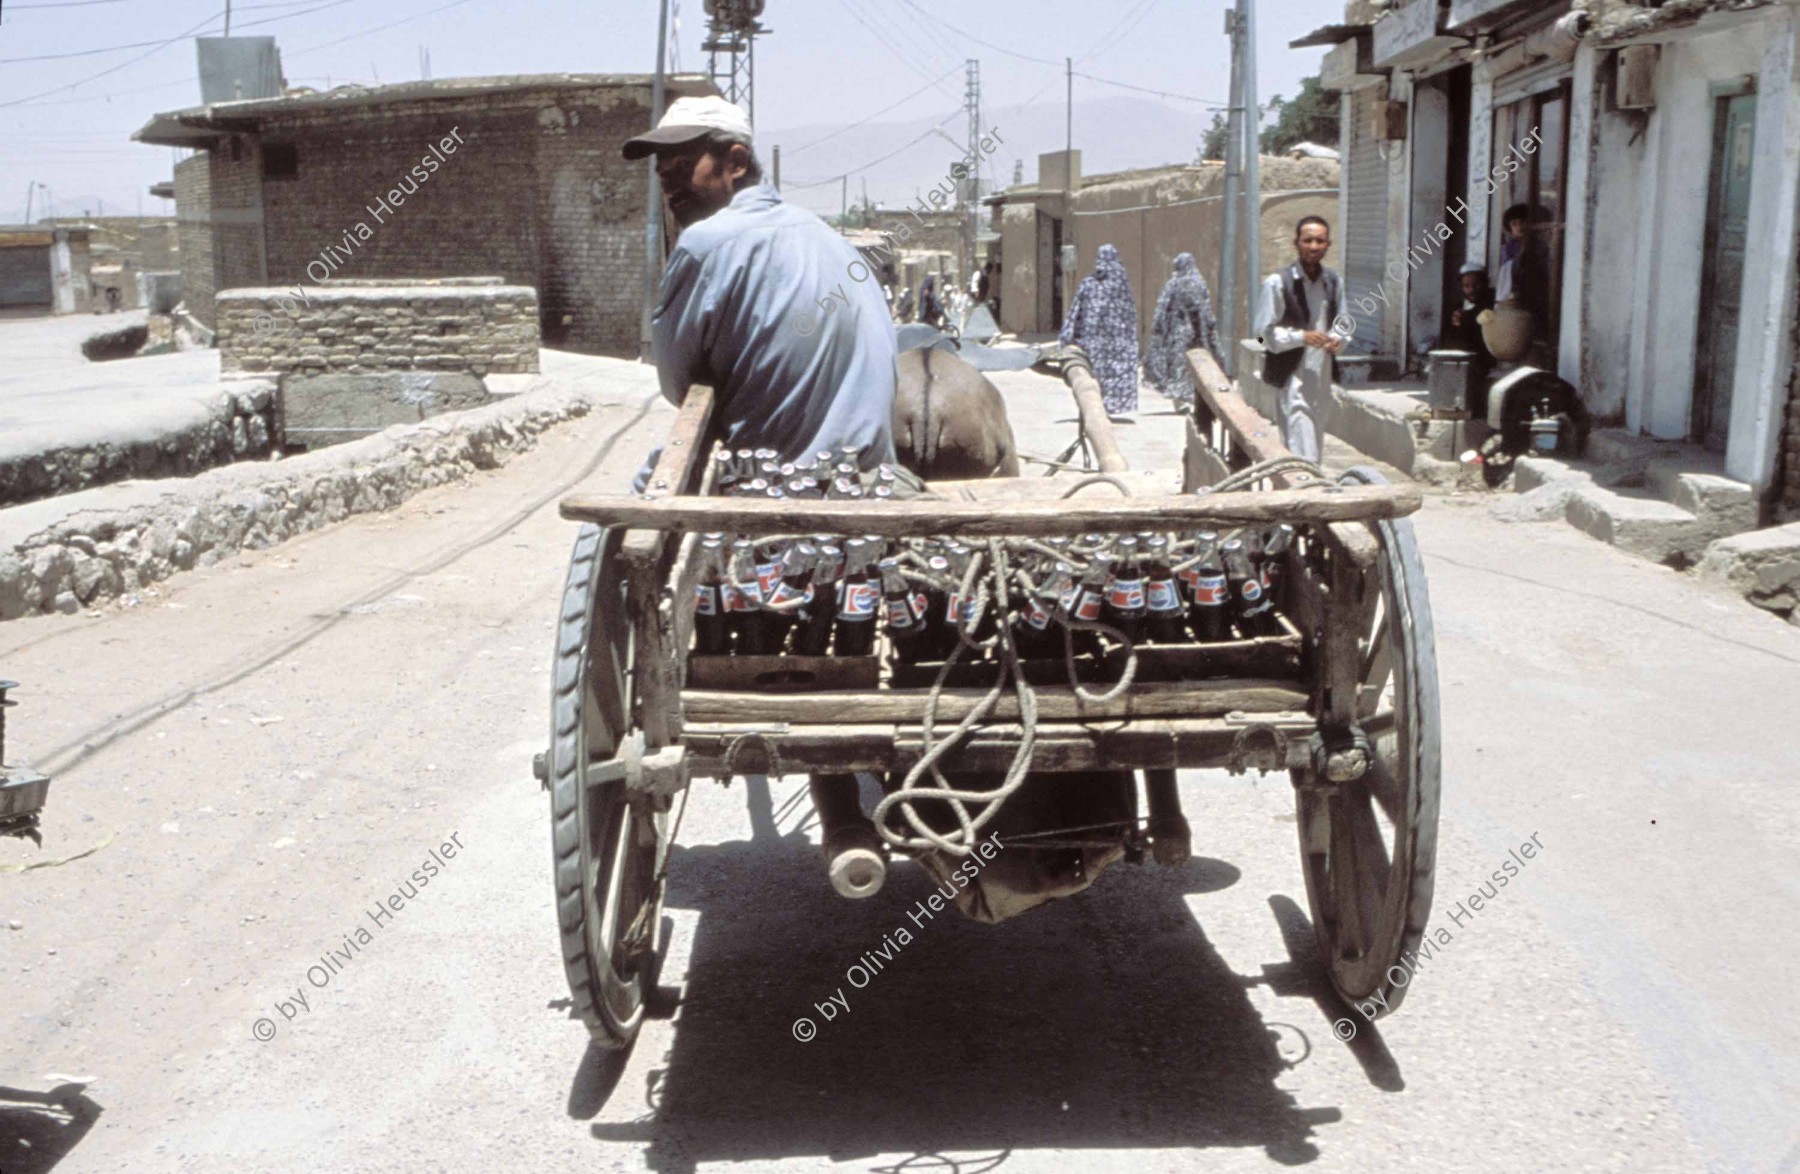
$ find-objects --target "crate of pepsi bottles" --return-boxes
[685,447,1304,687]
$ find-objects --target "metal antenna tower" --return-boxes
[703,0,768,125]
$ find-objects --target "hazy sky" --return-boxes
[0,0,1338,222]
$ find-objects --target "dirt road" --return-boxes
[3,361,1796,1173]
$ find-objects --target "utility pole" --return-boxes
[965,58,980,284]
[1218,7,1245,374]
[24,182,34,224]
[224,0,232,35]
[1240,0,1263,350]
[772,145,781,191]
[841,175,848,226]
[641,0,671,362]
[1065,57,1073,160]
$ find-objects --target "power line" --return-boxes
[784,66,958,158]
[785,107,962,189]
[0,0,356,62]
[1081,0,1163,66]
[287,0,477,54]
[834,0,958,99]
[0,23,219,64]
[866,0,960,76]
[893,0,1061,68]
[0,10,219,109]
[1074,72,1227,107]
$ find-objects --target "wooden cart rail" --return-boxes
[560,480,1421,537]
[681,678,1310,725]
[682,716,1316,776]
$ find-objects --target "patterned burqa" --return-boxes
[1059,243,1139,414]
[1144,252,1223,408]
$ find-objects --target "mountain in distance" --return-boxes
[766,94,1213,215]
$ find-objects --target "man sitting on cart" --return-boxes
[623,96,898,485]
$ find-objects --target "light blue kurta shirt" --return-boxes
[649,183,897,478]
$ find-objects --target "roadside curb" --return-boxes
[0,382,610,622]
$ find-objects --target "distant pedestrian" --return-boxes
[1254,216,1343,463]
[919,274,945,329]
[1059,243,1139,415]
[1144,252,1223,410]
[1445,262,1495,365]
[893,284,915,323]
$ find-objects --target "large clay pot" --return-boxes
[1478,300,1534,363]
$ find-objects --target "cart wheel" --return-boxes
[1295,467,1441,1017]
[548,524,666,1048]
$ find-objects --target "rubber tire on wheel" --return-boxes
[1295,467,1441,1018]
[548,524,664,1048]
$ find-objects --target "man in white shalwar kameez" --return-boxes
[1253,216,1344,464]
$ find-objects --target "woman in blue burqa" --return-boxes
[1144,252,1223,411]
[1058,243,1139,414]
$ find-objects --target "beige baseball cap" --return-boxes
[622,95,753,160]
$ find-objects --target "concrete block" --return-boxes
[1513,456,1588,494]
[483,374,546,397]
[1696,522,1800,611]
[1564,483,1702,564]
[281,371,494,450]
[1584,428,1666,470]
[1493,478,1587,523]
[1648,468,1757,535]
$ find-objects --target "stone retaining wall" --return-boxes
[0,382,278,509]
[0,381,612,621]
[216,281,540,377]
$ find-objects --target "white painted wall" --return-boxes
[1466,63,1494,253]
[1726,8,1800,488]
[1629,17,1782,459]
[1385,71,1415,360]
[49,238,76,315]
[1559,42,1601,390]
[1578,62,1652,422]
[1408,81,1453,354]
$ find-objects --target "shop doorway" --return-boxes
[1693,87,1757,453]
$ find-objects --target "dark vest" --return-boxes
[1261,263,1341,388]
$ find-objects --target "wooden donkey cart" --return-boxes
[543,348,1441,1050]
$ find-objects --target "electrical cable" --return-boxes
[784,106,962,189]
[783,65,958,158]
[0,9,220,109]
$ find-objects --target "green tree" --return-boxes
[1200,112,1229,162]
[1260,74,1339,155]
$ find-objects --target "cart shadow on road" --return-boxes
[583,821,1371,1172]
[0,1083,103,1174]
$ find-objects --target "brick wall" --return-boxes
[215,282,539,376]
[250,83,660,358]
[870,210,965,258]
[534,92,652,355]
[174,154,216,323]
[257,109,541,315]
[214,134,266,295]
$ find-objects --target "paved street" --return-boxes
[3,359,1797,1173]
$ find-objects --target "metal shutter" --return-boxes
[0,246,53,309]
[1344,87,1389,356]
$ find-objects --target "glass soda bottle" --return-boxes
[1144,535,1188,644]
[834,539,881,656]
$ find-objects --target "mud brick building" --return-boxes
[135,73,716,357]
